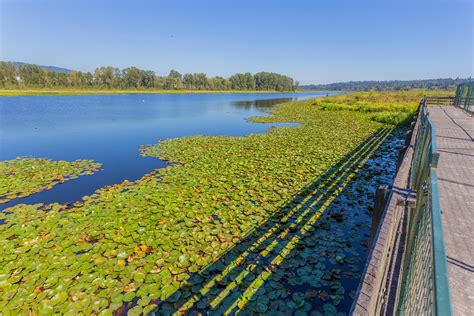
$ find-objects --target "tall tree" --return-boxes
[165,70,182,89]
[0,62,17,86]
[183,73,195,89]
[18,64,47,86]
[208,76,230,90]
[229,73,255,90]
[122,67,142,88]
[194,73,209,90]
[94,66,116,87]
[141,70,155,88]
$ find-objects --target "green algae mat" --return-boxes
[0,158,102,204]
[0,92,420,314]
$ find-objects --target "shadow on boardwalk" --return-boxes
[145,127,399,315]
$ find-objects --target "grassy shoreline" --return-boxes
[0,88,453,97]
[0,88,305,97]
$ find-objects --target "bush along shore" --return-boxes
[0,92,437,314]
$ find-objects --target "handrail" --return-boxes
[396,97,452,315]
[454,82,474,113]
[425,96,454,106]
[350,97,452,315]
[430,168,451,315]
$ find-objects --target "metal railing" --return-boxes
[425,96,454,106]
[454,82,474,113]
[351,97,452,315]
[396,97,451,315]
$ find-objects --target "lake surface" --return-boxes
[0,92,332,210]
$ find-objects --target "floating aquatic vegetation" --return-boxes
[153,128,404,315]
[0,158,102,204]
[0,95,410,314]
[312,91,421,125]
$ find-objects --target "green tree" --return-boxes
[68,71,82,87]
[83,72,94,86]
[0,62,17,86]
[94,66,116,87]
[153,75,165,89]
[208,76,230,90]
[46,72,68,87]
[194,73,209,90]
[141,70,155,88]
[164,70,182,89]
[229,73,255,90]
[122,67,142,88]
[183,73,195,89]
[254,72,294,91]
[18,64,47,86]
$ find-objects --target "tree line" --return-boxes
[300,78,471,91]
[0,62,297,91]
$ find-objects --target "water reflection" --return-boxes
[232,97,295,109]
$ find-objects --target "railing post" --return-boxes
[465,85,472,112]
[454,85,462,107]
[369,185,392,248]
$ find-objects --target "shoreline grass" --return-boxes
[0,88,305,97]
[0,88,453,97]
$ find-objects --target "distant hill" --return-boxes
[9,61,73,74]
[300,78,472,91]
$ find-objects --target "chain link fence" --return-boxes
[397,97,451,315]
[351,97,452,315]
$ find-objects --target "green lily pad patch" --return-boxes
[0,92,416,313]
[0,157,102,204]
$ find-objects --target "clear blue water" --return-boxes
[0,92,333,210]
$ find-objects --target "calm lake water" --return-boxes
[0,92,332,210]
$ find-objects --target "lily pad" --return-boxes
[0,158,101,204]
[0,93,412,314]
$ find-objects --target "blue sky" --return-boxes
[1,0,472,84]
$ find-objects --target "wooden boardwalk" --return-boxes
[428,106,474,315]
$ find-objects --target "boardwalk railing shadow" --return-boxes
[150,127,394,315]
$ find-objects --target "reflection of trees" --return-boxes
[232,98,296,110]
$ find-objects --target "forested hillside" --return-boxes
[8,62,73,74]
[0,62,297,91]
[301,78,470,91]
